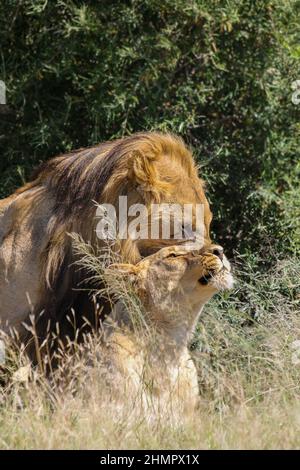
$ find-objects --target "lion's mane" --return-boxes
[0,132,211,353]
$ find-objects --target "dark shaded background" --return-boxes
[0,0,299,259]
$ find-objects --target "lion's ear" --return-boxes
[128,150,170,203]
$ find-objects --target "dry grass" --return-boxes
[0,250,300,450]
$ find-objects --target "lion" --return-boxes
[0,132,214,354]
[97,243,233,414]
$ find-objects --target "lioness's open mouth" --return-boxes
[198,267,230,286]
[198,273,213,285]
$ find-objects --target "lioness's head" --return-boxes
[111,244,233,337]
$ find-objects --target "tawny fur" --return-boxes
[100,244,233,414]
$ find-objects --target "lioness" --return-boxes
[99,243,233,414]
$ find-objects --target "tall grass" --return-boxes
[0,251,300,449]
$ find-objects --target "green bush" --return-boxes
[0,0,299,256]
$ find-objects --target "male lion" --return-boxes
[0,132,214,352]
[98,244,233,414]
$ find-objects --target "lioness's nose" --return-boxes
[207,245,224,261]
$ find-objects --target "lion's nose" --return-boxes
[207,245,224,261]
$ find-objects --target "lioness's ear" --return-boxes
[107,263,138,282]
[128,150,170,202]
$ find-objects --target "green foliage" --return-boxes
[0,0,299,255]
